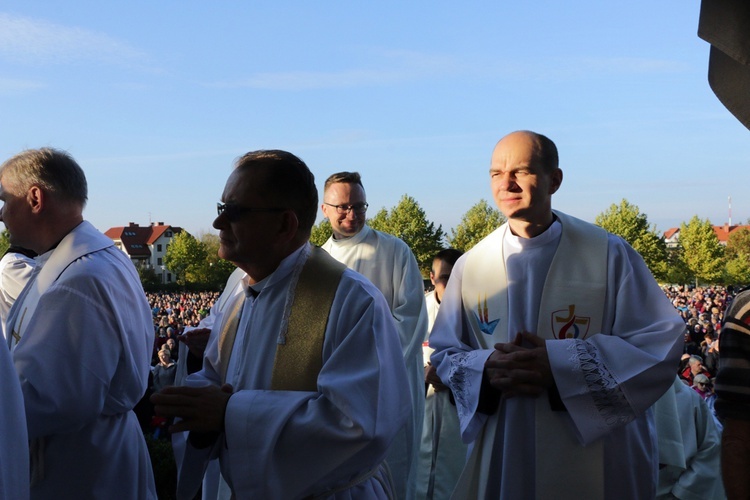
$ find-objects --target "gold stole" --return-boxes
[459,211,609,499]
[218,247,345,391]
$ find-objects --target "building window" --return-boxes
[166,231,172,237]
[157,244,162,252]
[157,258,162,266]
[167,273,172,283]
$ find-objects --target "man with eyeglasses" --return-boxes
[152,151,410,499]
[321,171,428,500]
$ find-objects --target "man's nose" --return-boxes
[499,173,518,190]
[344,209,358,220]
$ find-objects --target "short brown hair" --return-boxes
[234,150,318,233]
[323,171,364,192]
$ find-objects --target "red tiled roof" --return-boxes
[104,223,183,256]
[663,224,750,243]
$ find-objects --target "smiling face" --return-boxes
[321,181,368,239]
[490,131,562,238]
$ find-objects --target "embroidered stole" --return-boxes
[218,246,345,391]
[460,212,609,499]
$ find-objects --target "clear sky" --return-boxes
[1,1,748,239]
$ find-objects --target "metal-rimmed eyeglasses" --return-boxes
[324,202,369,215]
[216,202,286,222]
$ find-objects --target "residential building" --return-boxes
[663,223,750,249]
[104,222,183,284]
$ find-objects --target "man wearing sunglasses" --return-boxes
[321,171,428,500]
[153,151,410,499]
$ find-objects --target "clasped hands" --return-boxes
[484,332,554,398]
[150,383,233,434]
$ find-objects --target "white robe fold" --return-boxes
[0,337,28,499]
[655,377,724,500]
[180,243,410,499]
[417,290,468,500]
[0,251,35,341]
[322,225,428,500]
[9,221,156,499]
[173,268,245,500]
[430,215,685,499]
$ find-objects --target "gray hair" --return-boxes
[0,148,88,206]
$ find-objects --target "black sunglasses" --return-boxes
[216,202,286,222]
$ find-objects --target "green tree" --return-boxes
[725,253,750,285]
[199,233,236,289]
[664,247,693,285]
[448,200,505,252]
[0,230,9,256]
[163,231,207,285]
[367,195,445,276]
[725,228,750,285]
[726,227,750,262]
[678,216,725,285]
[309,219,332,247]
[594,199,668,280]
[137,265,161,291]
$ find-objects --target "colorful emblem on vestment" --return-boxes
[551,304,590,339]
[475,294,500,335]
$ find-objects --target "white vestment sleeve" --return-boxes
[15,280,147,439]
[546,238,685,444]
[430,257,495,442]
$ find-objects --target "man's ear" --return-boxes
[27,186,44,214]
[278,210,300,242]
[549,168,563,195]
[320,203,330,220]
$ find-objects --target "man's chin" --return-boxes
[338,225,362,238]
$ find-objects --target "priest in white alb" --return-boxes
[430,131,684,499]
[1,148,156,499]
[321,171,428,500]
[152,150,410,499]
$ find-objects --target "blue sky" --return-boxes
[1,1,748,239]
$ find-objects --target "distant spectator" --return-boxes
[152,348,176,393]
[681,355,711,386]
[691,373,712,399]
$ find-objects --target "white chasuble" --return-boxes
[459,212,608,499]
